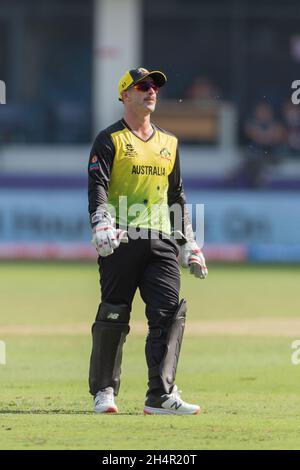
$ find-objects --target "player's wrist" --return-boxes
[91,209,114,230]
[186,239,200,252]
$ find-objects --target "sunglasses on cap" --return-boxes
[131,81,159,93]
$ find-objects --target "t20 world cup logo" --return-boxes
[0,80,6,104]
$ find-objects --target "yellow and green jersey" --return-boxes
[88,119,189,236]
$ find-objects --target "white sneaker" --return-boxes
[94,387,118,413]
[144,385,200,415]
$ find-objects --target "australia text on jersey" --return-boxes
[131,165,166,176]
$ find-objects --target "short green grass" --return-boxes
[1,262,299,325]
[0,263,299,449]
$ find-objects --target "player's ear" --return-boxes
[122,90,131,103]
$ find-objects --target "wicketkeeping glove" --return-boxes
[91,211,128,257]
[172,231,208,279]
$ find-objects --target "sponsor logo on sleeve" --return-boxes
[89,155,99,171]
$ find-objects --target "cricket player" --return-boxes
[88,67,208,415]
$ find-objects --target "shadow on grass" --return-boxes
[0,409,143,416]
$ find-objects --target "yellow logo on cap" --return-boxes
[118,71,134,99]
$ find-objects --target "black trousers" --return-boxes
[98,235,180,310]
[96,233,181,394]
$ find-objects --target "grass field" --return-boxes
[0,262,300,450]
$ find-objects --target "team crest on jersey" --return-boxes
[160,147,171,160]
[124,144,138,158]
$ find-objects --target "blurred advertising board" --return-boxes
[0,188,299,262]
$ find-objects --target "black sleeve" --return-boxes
[167,148,194,242]
[88,131,115,225]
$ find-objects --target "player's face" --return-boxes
[125,79,158,113]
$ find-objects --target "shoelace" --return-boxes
[168,386,183,402]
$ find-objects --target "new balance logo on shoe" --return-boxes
[143,385,201,415]
[107,313,119,320]
[170,401,182,410]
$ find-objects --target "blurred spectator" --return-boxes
[245,103,284,150]
[241,102,285,187]
[185,76,221,102]
[282,100,300,157]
